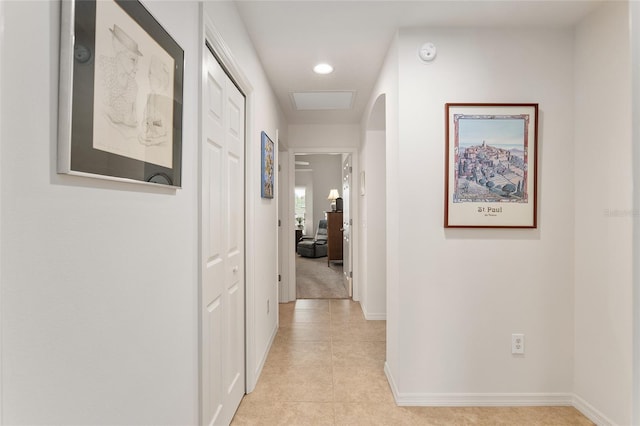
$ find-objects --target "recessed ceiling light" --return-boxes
[313,63,333,74]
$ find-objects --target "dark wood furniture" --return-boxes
[326,211,343,265]
[295,229,303,246]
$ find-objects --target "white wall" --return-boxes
[1,1,200,423]
[574,3,633,424]
[278,141,292,303]
[632,2,640,423]
[360,129,386,319]
[358,143,367,304]
[0,0,287,422]
[0,1,4,420]
[202,1,288,391]
[297,154,342,232]
[288,124,359,149]
[385,27,576,401]
[361,33,400,375]
[360,87,387,319]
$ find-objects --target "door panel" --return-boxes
[202,47,246,426]
[342,155,352,297]
[205,297,223,422]
[206,144,223,265]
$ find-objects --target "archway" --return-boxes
[359,94,387,318]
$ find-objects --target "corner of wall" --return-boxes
[0,0,4,420]
[630,1,640,423]
[573,2,634,424]
[572,394,618,426]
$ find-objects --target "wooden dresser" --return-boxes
[295,229,303,246]
[326,211,343,265]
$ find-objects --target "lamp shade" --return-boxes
[327,189,340,201]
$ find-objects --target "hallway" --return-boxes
[231,300,593,425]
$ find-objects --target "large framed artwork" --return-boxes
[261,131,275,199]
[58,0,184,187]
[445,103,538,228]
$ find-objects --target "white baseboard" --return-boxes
[247,322,278,393]
[384,361,400,401]
[572,394,616,426]
[384,364,619,424]
[385,362,572,406]
[394,392,573,407]
[361,304,386,320]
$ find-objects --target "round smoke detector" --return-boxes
[419,42,437,62]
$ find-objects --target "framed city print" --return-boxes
[445,103,538,228]
[58,0,184,187]
[261,131,275,199]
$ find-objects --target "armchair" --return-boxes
[296,219,328,258]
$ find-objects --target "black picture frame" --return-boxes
[58,0,184,187]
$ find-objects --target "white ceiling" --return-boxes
[235,0,604,125]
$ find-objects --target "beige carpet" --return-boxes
[296,255,348,299]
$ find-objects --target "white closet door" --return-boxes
[202,47,246,426]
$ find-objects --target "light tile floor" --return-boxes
[231,299,594,425]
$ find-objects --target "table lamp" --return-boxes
[327,189,340,211]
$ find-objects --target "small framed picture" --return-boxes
[58,0,184,187]
[445,103,538,228]
[261,131,275,199]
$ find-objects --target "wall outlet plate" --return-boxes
[512,333,525,354]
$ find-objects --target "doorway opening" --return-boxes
[282,148,358,303]
[294,153,348,299]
